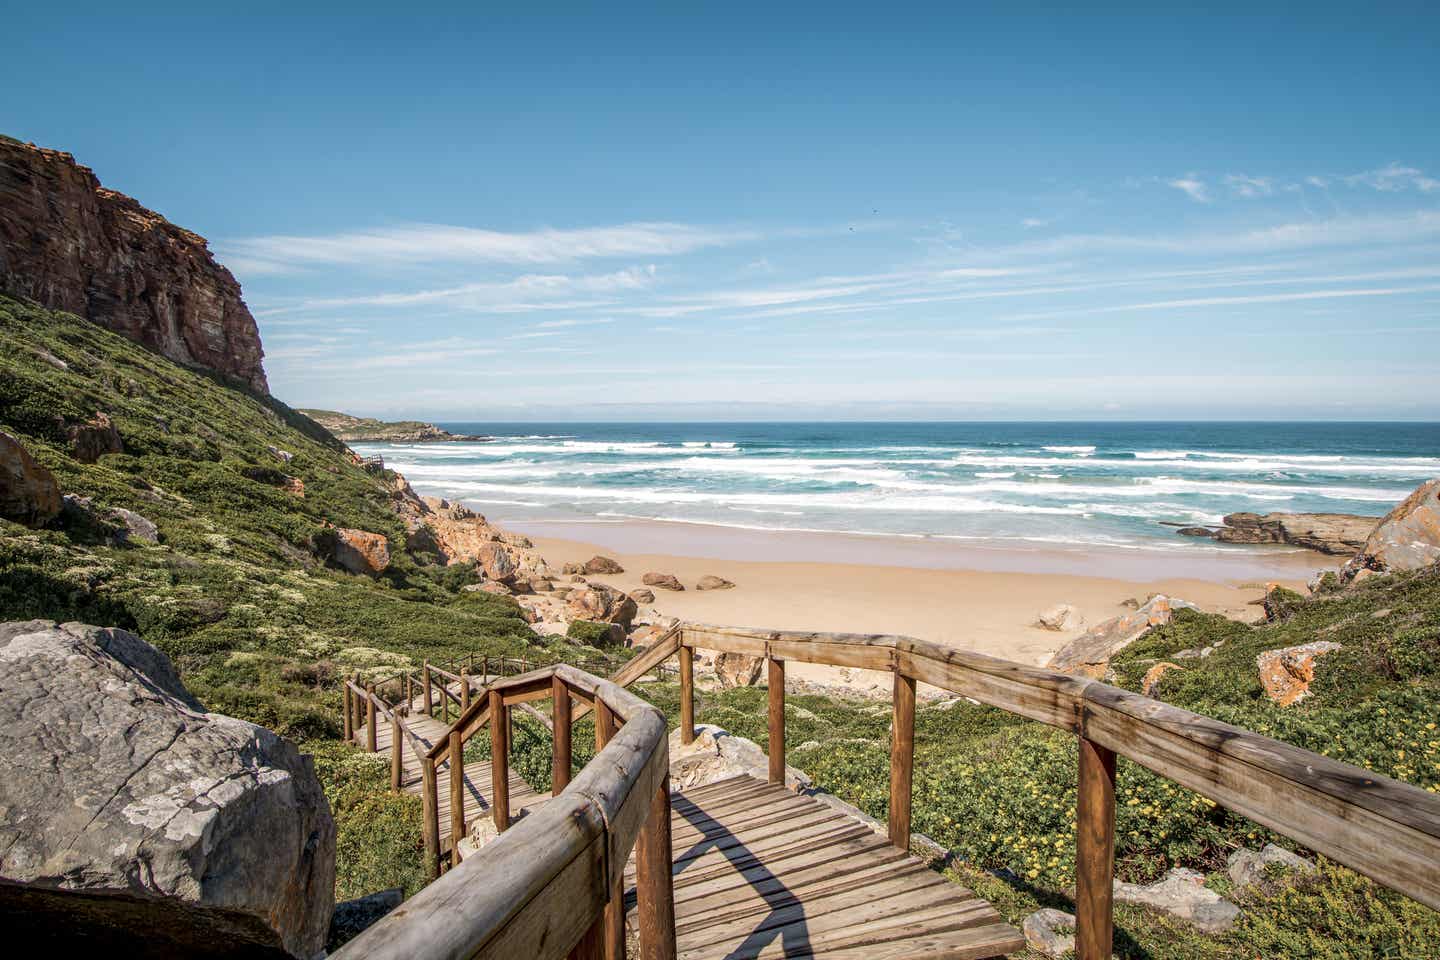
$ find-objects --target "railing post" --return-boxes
[342,683,353,742]
[449,729,466,860]
[366,683,377,753]
[552,674,572,794]
[390,710,403,793]
[888,671,915,849]
[481,654,489,682]
[593,698,626,960]
[422,755,440,880]
[490,689,510,833]
[678,644,694,745]
[1076,736,1117,960]
[461,667,471,711]
[423,661,433,719]
[767,655,785,785]
[635,769,677,960]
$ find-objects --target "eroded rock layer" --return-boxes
[0,139,267,391]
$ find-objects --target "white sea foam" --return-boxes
[1043,445,1096,454]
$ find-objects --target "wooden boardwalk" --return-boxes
[358,685,548,852]
[625,776,1024,960]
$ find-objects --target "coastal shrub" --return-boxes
[566,619,617,645]
[310,741,427,901]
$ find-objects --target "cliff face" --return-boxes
[0,138,267,392]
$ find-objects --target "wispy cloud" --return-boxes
[273,265,658,314]
[1223,174,1274,198]
[1166,176,1210,203]
[220,222,756,273]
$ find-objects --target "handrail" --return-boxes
[676,621,1440,960]
[333,663,676,960]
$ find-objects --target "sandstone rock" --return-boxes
[1341,478,1440,580]
[642,572,685,591]
[697,574,736,591]
[583,555,625,574]
[0,620,334,956]
[282,476,305,497]
[1176,526,1218,537]
[1035,603,1083,631]
[329,528,391,576]
[562,562,584,575]
[564,583,638,629]
[1047,595,1197,677]
[1141,661,1183,698]
[1021,908,1076,957]
[67,411,124,463]
[0,430,61,526]
[109,506,160,544]
[1113,868,1240,933]
[714,652,764,688]
[476,541,517,582]
[1216,511,1379,555]
[629,588,656,604]
[1256,641,1342,706]
[628,624,671,647]
[0,141,268,391]
[463,581,512,597]
[1227,844,1315,891]
[515,595,564,626]
[667,724,811,792]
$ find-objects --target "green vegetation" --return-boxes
[0,295,596,888]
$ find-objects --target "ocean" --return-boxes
[353,422,1440,554]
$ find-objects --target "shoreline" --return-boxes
[489,515,1336,694]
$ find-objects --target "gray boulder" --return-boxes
[1227,843,1316,891]
[0,620,335,958]
[1114,867,1240,933]
[1021,908,1075,957]
[1047,595,1197,678]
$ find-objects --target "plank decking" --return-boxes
[362,692,1021,959]
[358,685,549,851]
[625,775,1024,960]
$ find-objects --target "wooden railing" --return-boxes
[674,623,1440,960]
[334,659,677,960]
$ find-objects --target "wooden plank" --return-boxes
[331,787,608,960]
[450,730,466,855]
[769,922,1026,960]
[766,632,898,671]
[896,638,1089,732]
[390,712,403,792]
[422,755,440,881]
[342,683,353,742]
[681,625,771,657]
[366,683,377,752]
[553,674,572,795]
[666,828,885,892]
[767,657,785,784]
[889,671,915,850]
[679,645,694,745]
[491,689,511,834]
[1076,736,1116,960]
[635,779,677,960]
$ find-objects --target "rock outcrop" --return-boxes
[714,652,764,688]
[1341,478,1440,581]
[564,583,638,630]
[1021,909,1076,957]
[667,724,810,792]
[0,620,334,957]
[67,411,124,463]
[1113,868,1239,933]
[582,555,625,575]
[0,139,268,392]
[697,574,736,591]
[297,409,486,443]
[1256,641,1342,706]
[1047,595,1197,678]
[1208,512,1379,555]
[0,430,61,526]
[1034,603,1083,632]
[1227,844,1315,891]
[327,528,392,576]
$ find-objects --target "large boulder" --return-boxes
[714,652,764,688]
[329,528,391,576]
[696,574,736,591]
[1214,512,1379,555]
[667,724,810,792]
[0,430,61,526]
[1047,595,1197,678]
[1034,603,1083,632]
[564,583,638,630]
[1113,868,1240,933]
[582,555,625,575]
[1342,478,1440,580]
[642,572,685,591]
[0,621,335,957]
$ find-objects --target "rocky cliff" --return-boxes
[0,137,267,392]
[299,409,488,442]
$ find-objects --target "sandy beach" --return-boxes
[511,518,1335,694]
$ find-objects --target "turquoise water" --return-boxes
[354,422,1440,553]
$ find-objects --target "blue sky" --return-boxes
[6,3,1439,420]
